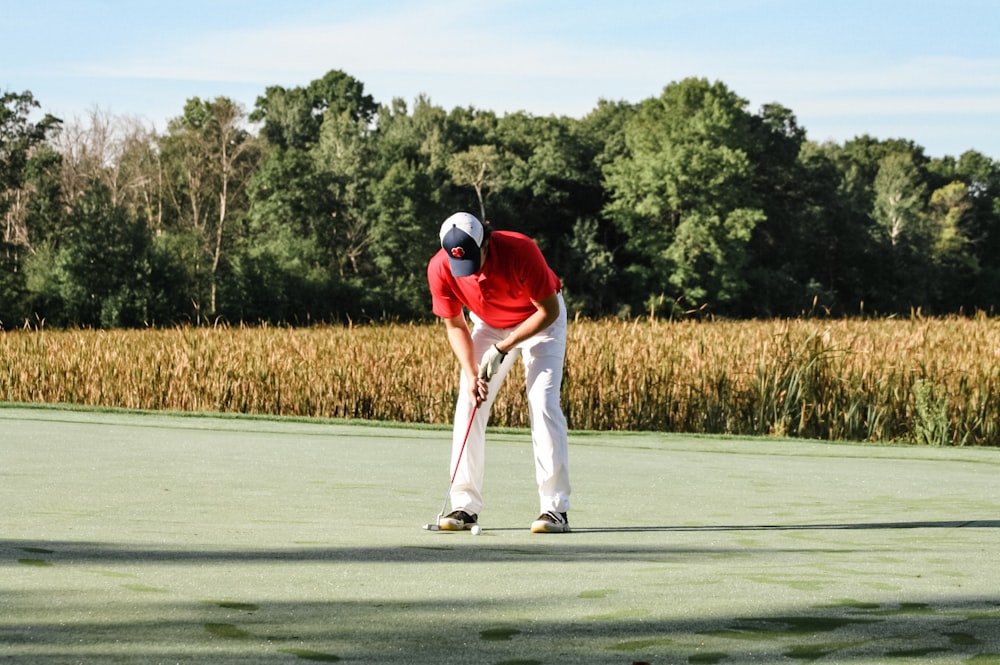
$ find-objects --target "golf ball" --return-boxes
[470,525,482,536]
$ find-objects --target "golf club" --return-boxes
[423,398,479,531]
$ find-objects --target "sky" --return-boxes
[3,0,999,160]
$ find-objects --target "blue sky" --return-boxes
[4,0,999,159]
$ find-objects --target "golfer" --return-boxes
[428,211,571,533]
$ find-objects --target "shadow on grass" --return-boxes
[2,519,997,565]
[571,519,1000,533]
[1,591,999,664]
[4,529,1000,664]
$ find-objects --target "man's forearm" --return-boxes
[496,293,561,354]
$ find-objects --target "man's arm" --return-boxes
[494,291,561,354]
[442,314,488,405]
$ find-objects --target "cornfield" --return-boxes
[2,316,1000,446]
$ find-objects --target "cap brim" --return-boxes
[447,254,480,277]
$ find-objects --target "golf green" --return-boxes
[2,404,1000,663]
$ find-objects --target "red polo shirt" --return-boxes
[428,231,562,329]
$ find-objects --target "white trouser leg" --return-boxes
[448,321,519,516]
[521,295,570,514]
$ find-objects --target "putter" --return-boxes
[423,401,478,531]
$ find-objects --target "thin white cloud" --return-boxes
[737,56,1000,95]
[45,1,1000,158]
[790,94,1000,117]
[74,10,1000,110]
[71,3,524,82]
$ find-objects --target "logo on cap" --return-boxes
[451,247,466,258]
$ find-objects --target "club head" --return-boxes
[422,523,441,531]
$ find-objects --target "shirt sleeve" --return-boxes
[427,252,464,320]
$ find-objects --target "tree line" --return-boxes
[2,70,999,329]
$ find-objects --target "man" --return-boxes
[427,211,571,533]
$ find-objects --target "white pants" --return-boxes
[449,293,570,517]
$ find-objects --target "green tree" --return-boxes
[448,144,503,221]
[480,111,617,316]
[740,103,818,316]
[565,216,617,316]
[603,78,764,313]
[925,180,978,308]
[0,90,62,327]
[1,91,61,212]
[243,70,380,322]
[949,151,1000,307]
[815,136,932,315]
[55,181,153,327]
[14,147,66,325]
[929,181,973,259]
[364,96,454,317]
[240,144,338,322]
[789,141,869,315]
[160,96,259,318]
[315,105,376,278]
[250,69,377,151]
[494,113,603,242]
[872,152,928,249]
[869,151,933,310]
[571,100,636,317]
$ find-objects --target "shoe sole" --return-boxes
[530,522,569,534]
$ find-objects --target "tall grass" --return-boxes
[3,317,1000,445]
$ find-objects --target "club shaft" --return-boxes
[435,402,478,521]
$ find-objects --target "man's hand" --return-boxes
[478,344,507,380]
[471,375,489,406]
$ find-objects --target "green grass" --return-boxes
[2,406,1000,663]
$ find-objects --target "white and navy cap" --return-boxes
[439,212,484,277]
